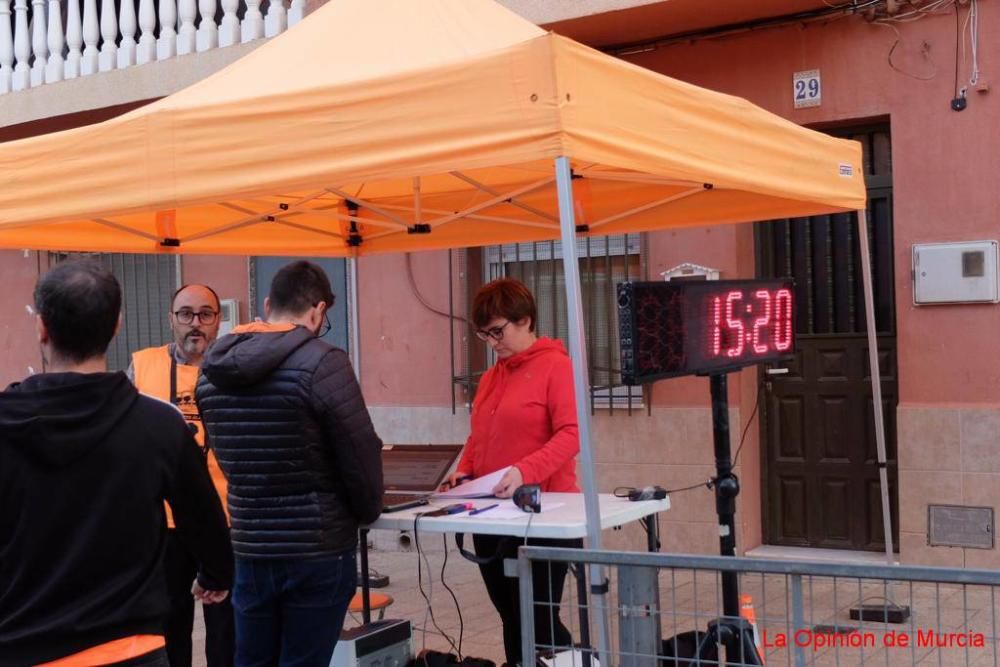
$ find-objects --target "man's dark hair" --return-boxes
[34,259,122,363]
[268,260,334,316]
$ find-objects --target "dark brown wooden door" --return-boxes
[758,126,898,551]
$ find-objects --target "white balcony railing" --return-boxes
[0,0,303,95]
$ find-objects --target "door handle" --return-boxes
[766,368,789,376]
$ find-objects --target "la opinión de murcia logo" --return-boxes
[761,629,985,652]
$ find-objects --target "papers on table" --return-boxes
[433,466,510,498]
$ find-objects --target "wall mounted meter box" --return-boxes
[912,241,999,305]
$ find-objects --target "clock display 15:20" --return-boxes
[708,287,794,360]
[617,278,796,384]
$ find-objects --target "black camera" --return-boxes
[512,484,541,513]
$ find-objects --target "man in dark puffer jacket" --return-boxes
[196,260,384,667]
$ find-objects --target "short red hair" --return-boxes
[472,278,537,332]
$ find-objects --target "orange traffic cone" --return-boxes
[740,594,766,664]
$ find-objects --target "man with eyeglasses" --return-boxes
[128,283,235,667]
[196,260,384,666]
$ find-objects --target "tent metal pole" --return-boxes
[857,207,895,565]
[554,156,611,666]
[348,253,362,380]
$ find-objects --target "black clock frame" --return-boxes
[618,278,796,385]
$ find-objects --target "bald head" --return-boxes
[169,284,222,365]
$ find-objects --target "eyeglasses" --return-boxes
[174,309,219,325]
[318,313,332,338]
[474,320,511,342]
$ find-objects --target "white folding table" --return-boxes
[358,493,671,626]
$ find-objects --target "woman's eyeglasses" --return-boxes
[474,320,511,342]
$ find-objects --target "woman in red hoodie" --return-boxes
[445,278,581,666]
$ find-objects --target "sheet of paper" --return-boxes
[484,502,565,520]
[432,466,510,498]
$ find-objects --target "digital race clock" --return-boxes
[618,279,796,384]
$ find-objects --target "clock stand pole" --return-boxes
[690,372,764,665]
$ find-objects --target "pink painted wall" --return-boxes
[623,7,1000,407]
[0,250,44,387]
[181,255,250,325]
[357,251,460,406]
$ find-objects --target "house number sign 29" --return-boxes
[793,69,821,108]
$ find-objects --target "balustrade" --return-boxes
[0,0,292,94]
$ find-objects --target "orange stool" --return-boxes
[348,592,395,621]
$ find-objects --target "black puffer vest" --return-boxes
[197,324,383,559]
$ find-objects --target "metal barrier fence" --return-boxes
[516,547,1000,667]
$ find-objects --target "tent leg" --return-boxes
[348,254,362,379]
[857,208,895,565]
[554,156,611,667]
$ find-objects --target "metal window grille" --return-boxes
[455,234,646,412]
[47,252,178,371]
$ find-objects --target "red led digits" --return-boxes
[725,291,744,357]
[711,296,723,356]
[752,290,771,354]
[774,288,793,351]
[706,287,792,360]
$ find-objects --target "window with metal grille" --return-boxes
[47,252,178,371]
[460,233,645,411]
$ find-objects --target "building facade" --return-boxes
[1,0,997,565]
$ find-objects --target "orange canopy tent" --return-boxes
[0,0,864,255]
[0,0,891,613]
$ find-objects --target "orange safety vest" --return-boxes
[132,345,229,525]
[37,635,165,667]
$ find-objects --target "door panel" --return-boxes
[758,123,897,552]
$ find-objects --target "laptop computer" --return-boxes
[381,445,463,513]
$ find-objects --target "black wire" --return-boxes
[732,378,764,468]
[405,253,471,325]
[614,481,710,498]
[439,534,464,659]
[414,514,461,656]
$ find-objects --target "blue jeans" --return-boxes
[232,551,357,667]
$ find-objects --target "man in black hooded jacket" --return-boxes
[0,260,233,667]
[197,260,383,667]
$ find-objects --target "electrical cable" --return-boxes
[954,1,962,98]
[732,378,764,468]
[405,253,471,325]
[609,376,762,499]
[875,21,937,80]
[965,0,980,88]
[439,534,465,659]
[414,513,461,657]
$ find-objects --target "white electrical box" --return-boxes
[912,241,999,305]
[218,298,240,336]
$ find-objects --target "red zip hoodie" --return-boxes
[456,337,579,492]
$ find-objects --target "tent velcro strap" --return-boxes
[160,238,181,247]
[408,224,432,234]
[576,224,590,233]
